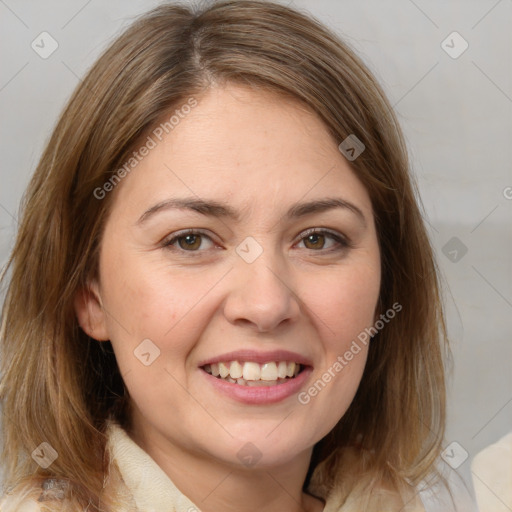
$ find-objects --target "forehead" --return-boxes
[106,84,372,221]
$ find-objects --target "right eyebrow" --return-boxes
[136,198,240,225]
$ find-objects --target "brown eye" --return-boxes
[163,230,215,252]
[297,229,349,253]
[178,234,202,251]
[303,233,326,250]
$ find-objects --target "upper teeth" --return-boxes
[203,361,300,381]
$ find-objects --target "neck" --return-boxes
[129,419,324,512]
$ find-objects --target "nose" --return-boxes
[222,250,301,333]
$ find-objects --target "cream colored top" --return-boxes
[471,431,512,512]
[1,421,426,512]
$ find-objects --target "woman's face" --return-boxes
[78,84,381,469]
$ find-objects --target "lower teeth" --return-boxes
[229,377,290,386]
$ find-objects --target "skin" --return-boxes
[75,84,381,512]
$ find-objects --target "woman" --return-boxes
[0,1,450,510]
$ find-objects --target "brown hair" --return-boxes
[0,1,448,510]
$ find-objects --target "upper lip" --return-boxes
[198,349,313,367]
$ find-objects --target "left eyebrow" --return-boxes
[136,196,366,227]
[284,198,366,226]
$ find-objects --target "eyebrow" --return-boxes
[136,196,366,226]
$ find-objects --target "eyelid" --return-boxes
[295,227,352,249]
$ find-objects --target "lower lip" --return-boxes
[200,367,313,405]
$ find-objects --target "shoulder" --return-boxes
[310,447,426,512]
[471,431,512,512]
[472,430,512,471]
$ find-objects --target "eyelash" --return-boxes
[161,228,351,255]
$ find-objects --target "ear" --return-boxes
[74,279,109,341]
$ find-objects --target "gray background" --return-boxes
[1,0,511,510]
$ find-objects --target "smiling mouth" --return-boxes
[201,360,304,387]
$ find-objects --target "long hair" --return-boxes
[0,1,448,510]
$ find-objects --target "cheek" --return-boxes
[294,256,379,423]
[295,271,376,443]
[98,247,225,369]
[98,261,209,409]
[302,259,381,346]
[100,260,175,335]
